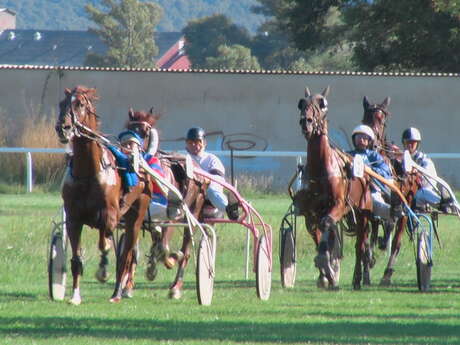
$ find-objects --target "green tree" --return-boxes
[251,0,355,70]
[84,0,163,68]
[182,14,252,68]
[345,0,460,72]
[205,44,261,70]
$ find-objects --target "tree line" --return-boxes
[5,0,459,72]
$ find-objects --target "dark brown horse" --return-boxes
[55,86,153,304]
[361,96,422,287]
[294,86,373,289]
[125,108,209,299]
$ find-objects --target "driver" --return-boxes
[185,127,239,220]
[348,125,402,220]
[402,127,452,212]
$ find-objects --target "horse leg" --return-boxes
[67,220,84,305]
[169,227,192,299]
[380,217,406,286]
[353,215,370,290]
[95,229,112,283]
[110,211,142,303]
[363,222,372,286]
[315,216,339,289]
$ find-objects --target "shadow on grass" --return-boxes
[0,315,459,344]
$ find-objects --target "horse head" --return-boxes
[297,86,330,140]
[126,107,160,151]
[362,96,391,147]
[55,86,99,144]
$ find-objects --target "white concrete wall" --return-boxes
[0,67,459,187]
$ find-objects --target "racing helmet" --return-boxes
[186,127,206,141]
[119,130,143,147]
[402,127,421,143]
[352,124,375,142]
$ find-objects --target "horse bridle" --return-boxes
[299,99,328,138]
[58,90,105,144]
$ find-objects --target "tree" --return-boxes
[182,14,252,68]
[249,1,355,70]
[345,0,460,72]
[84,0,163,68]
[204,44,261,70]
[262,0,460,72]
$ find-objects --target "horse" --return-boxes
[125,108,209,299]
[359,96,396,284]
[294,86,374,290]
[361,96,423,287]
[55,86,153,304]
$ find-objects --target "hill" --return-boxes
[0,0,265,33]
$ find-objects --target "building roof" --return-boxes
[0,8,16,15]
[156,37,191,69]
[0,29,184,67]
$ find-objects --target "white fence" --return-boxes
[2,147,460,193]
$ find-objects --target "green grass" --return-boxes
[1,193,460,345]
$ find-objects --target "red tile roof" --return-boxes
[156,37,191,70]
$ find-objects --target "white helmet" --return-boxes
[402,127,421,143]
[352,124,375,141]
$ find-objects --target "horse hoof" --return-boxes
[109,296,122,303]
[164,251,184,270]
[316,276,329,289]
[68,298,81,306]
[353,283,361,291]
[168,287,182,300]
[95,268,109,283]
[122,288,134,299]
[380,278,391,287]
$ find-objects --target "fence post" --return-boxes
[26,152,33,193]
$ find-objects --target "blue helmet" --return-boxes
[118,130,143,147]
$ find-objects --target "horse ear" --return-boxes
[298,99,307,110]
[128,108,135,120]
[65,88,71,96]
[305,87,311,97]
[381,97,391,109]
[321,86,330,98]
[149,107,154,114]
[363,96,370,110]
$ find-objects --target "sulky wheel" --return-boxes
[280,227,296,288]
[256,234,272,300]
[279,205,297,288]
[48,223,67,301]
[416,228,432,292]
[196,236,215,306]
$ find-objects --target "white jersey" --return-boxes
[412,151,438,190]
[190,151,225,192]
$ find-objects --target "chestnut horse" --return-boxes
[294,86,373,289]
[55,86,153,304]
[125,108,208,299]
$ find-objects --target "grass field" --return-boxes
[0,192,460,345]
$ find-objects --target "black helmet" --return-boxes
[186,127,206,140]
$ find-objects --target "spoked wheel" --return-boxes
[280,228,296,288]
[412,213,433,292]
[279,205,297,288]
[256,234,272,300]
[48,222,67,301]
[196,236,215,306]
[416,229,432,292]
